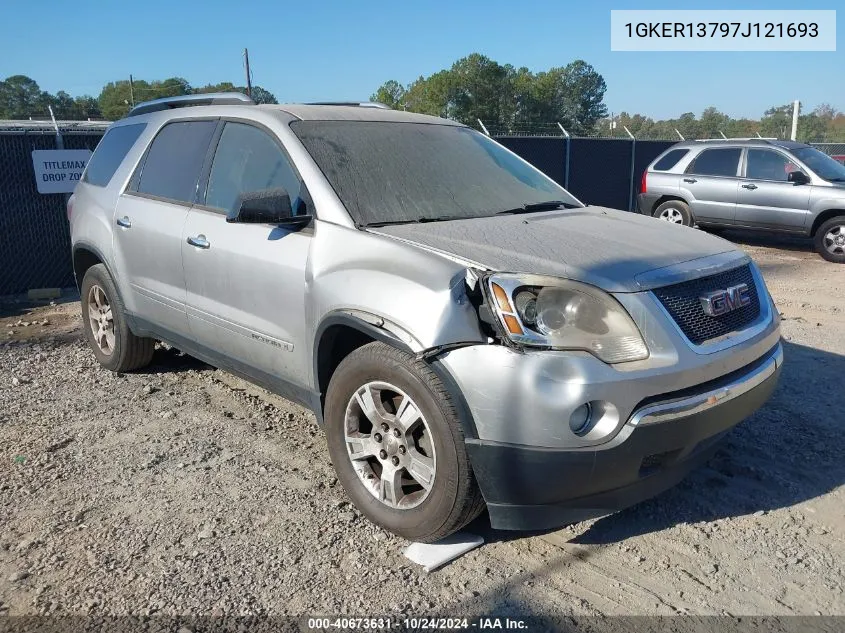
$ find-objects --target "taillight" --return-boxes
[640,171,647,194]
[66,195,74,222]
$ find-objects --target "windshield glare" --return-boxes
[291,121,580,226]
[792,147,845,182]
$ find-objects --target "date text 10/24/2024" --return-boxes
[306,617,528,630]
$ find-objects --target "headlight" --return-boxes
[485,273,648,363]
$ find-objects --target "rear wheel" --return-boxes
[324,342,484,542]
[653,200,692,226]
[80,264,155,371]
[814,217,845,263]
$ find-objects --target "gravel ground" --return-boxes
[0,231,843,619]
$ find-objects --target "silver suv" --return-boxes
[638,139,845,263]
[69,94,782,542]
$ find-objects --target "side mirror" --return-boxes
[787,171,810,185]
[226,188,312,227]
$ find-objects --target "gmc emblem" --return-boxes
[700,283,751,317]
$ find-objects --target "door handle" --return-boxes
[742,184,758,190]
[116,216,131,228]
[186,235,211,249]
[683,178,697,184]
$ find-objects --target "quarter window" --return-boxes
[746,149,800,182]
[687,148,742,177]
[653,149,689,171]
[205,122,301,214]
[134,120,217,204]
[83,123,146,187]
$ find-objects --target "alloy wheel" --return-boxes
[87,284,115,355]
[659,207,685,224]
[823,224,845,255]
[343,381,436,509]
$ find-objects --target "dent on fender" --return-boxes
[308,223,489,355]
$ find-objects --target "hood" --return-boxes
[370,206,743,292]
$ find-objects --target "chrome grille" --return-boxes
[653,265,761,345]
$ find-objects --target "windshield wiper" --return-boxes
[365,214,467,228]
[495,200,575,215]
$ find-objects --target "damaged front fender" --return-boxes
[307,222,492,387]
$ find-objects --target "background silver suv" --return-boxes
[69,94,781,542]
[638,139,845,263]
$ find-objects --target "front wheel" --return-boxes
[653,200,693,226]
[324,342,485,542]
[814,216,845,263]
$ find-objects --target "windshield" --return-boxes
[290,121,580,226]
[792,147,845,182]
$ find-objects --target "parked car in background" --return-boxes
[832,154,845,166]
[69,94,782,542]
[638,139,845,263]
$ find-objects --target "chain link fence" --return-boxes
[0,127,104,295]
[812,143,845,158]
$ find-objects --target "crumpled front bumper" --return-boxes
[462,343,781,530]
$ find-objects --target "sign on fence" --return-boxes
[30,149,92,194]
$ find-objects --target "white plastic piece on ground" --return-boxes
[403,532,484,572]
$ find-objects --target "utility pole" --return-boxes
[790,100,800,141]
[243,48,252,99]
[129,74,135,107]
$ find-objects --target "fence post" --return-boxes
[628,137,637,212]
[49,106,71,206]
[557,123,571,190]
[49,105,64,150]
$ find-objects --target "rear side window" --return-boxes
[205,122,302,214]
[687,148,742,177]
[134,120,217,204]
[652,149,689,171]
[82,123,146,187]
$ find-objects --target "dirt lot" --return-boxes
[1,231,843,619]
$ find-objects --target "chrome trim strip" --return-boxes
[649,263,775,355]
[634,250,750,291]
[629,344,782,428]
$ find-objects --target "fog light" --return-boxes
[569,403,593,435]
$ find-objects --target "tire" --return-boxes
[80,264,155,372]
[814,216,845,264]
[324,342,485,542]
[653,200,693,226]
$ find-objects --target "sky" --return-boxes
[1,0,843,120]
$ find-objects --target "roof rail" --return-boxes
[126,92,254,117]
[305,101,391,109]
[692,137,778,142]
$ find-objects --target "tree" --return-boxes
[98,77,191,120]
[0,75,43,118]
[402,71,454,118]
[48,91,78,119]
[554,60,608,133]
[798,113,828,142]
[371,80,406,109]
[194,82,238,94]
[249,86,277,104]
[74,95,102,119]
[369,54,607,134]
[760,104,794,139]
[448,53,513,129]
[698,106,730,138]
[194,82,277,104]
